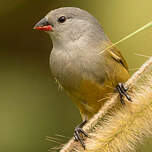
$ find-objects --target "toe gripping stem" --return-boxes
[116,83,132,105]
[74,120,88,149]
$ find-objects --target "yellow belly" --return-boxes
[67,68,129,120]
[67,79,115,120]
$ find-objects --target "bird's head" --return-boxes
[34,7,106,46]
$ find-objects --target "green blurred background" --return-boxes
[0,0,152,151]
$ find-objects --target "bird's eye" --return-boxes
[58,16,66,23]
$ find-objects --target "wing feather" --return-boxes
[108,48,128,70]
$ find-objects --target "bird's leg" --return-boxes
[116,83,132,105]
[74,120,88,149]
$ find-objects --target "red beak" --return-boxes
[33,18,53,31]
[34,25,53,31]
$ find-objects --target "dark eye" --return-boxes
[58,16,66,23]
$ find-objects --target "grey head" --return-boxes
[34,7,110,49]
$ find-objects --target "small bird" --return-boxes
[34,7,131,149]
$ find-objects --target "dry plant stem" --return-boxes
[60,57,152,152]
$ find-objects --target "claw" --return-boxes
[74,120,88,149]
[79,128,89,137]
[74,132,79,141]
[116,83,132,104]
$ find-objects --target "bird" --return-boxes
[34,7,131,149]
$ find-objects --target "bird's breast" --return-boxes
[49,47,105,91]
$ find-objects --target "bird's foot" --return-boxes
[74,120,88,149]
[116,83,132,105]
